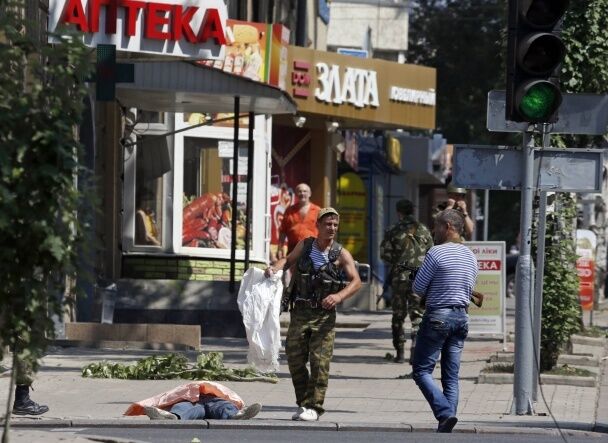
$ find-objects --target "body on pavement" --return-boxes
[412,209,478,433]
[125,381,261,421]
[266,207,361,421]
[380,199,433,363]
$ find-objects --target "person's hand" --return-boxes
[264,266,276,278]
[455,200,468,214]
[446,198,456,209]
[321,293,342,310]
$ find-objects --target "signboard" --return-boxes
[198,20,290,90]
[288,46,436,129]
[336,173,367,261]
[453,145,603,193]
[337,48,368,58]
[465,241,506,337]
[576,229,596,311]
[48,0,228,59]
[487,90,608,135]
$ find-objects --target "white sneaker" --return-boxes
[143,406,178,420]
[298,408,319,421]
[231,403,262,420]
[291,406,305,420]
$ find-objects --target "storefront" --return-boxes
[270,47,437,293]
[49,1,297,335]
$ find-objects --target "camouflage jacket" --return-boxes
[380,216,433,280]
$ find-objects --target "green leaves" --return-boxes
[0,0,94,374]
[81,352,279,383]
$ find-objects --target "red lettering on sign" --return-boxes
[58,0,226,45]
[122,0,145,36]
[478,260,501,271]
[145,2,172,40]
[293,87,310,98]
[171,5,199,42]
[197,8,226,45]
[62,0,89,31]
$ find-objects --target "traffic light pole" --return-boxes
[513,131,535,415]
[532,129,550,402]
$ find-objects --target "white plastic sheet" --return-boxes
[237,267,283,373]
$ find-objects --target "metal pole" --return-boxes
[244,112,255,270]
[229,97,240,293]
[483,189,490,241]
[512,131,535,415]
[532,190,547,401]
[532,129,550,401]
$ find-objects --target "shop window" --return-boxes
[182,137,249,250]
[134,135,171,247]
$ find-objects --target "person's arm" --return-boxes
[321,248,362,310]
[455,200,475,239]
[265,239,304,278]
[276,232,287,259]
[412,251,436,297]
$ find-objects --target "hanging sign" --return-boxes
[48,0,228,59]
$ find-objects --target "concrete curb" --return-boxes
[570,335,607,347]
[4,419,607,435]
[478,372,597,387]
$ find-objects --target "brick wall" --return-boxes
[122,256,266,281]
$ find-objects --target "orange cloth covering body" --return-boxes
[124,381,245,416]
[280,203,320,253]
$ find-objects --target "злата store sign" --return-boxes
[48,0,228,59]
[289,46,436,130]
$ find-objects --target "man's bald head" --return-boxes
[295,183,312,205]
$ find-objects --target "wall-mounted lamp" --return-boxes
[326,121,340,133]
[293,115,307,128]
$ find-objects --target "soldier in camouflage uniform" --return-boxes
[380,200,433,363]
[265,208,361,421]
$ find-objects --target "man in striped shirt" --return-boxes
[412,209,478,433]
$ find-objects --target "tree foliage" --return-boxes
[81,352,279,383]
[0,1,92,382]
[407,0,513,145]
[538,1,608,369]
[537,194,582,370]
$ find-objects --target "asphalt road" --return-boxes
[64,427,608,443]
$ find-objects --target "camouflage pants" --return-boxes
[285,303,336,415]
[391,279,424,348]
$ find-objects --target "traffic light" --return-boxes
[505,0,568,123]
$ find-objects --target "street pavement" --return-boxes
[1,299,607,442]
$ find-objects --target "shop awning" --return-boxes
[116,61,297,115]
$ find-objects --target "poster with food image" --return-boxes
[224,20,267,81]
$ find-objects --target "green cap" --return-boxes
[396,199,415,215]
[446,183,467,195]
[317,207,340,220]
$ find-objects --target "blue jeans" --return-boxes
[169,395,238,420]
[412,307,468,422]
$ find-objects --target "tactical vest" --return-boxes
[291,237,346,306]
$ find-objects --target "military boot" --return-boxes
[393,343,405,363]
[13,385,49,416]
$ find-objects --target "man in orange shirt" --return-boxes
[277,183,320,259]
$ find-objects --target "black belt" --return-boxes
[427,305,468,312]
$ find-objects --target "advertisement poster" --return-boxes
[465,241,506,337]
[576,229,596,311]
[336,172,367,261]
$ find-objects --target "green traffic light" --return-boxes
[518,82,558,120]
